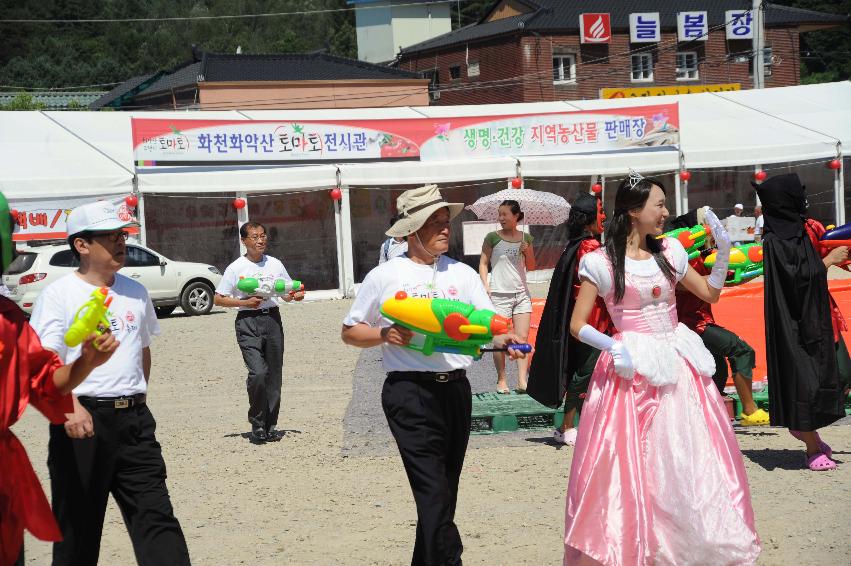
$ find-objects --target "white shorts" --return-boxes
[490,291,533,318]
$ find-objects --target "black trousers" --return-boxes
[48,402,190,566]
[381,374,472,566]
[235,309,284,432]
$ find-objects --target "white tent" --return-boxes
[2,82,847,199]
[0,112,133,199]
[1,81,849,295]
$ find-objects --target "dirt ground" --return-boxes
[14,283,851,565]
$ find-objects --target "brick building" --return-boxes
[395,0,847,104]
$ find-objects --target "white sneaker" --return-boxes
[553,428,578,445]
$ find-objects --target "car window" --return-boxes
[125,246,160,268]
[49,249,80,268]
[6,252,37,274]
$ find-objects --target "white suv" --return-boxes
[3,241,222,316]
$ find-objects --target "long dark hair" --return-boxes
[604,176,675,303]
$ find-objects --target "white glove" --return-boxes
[577,325,634,379]
[704,209,731,289]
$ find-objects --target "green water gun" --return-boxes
[64,287,112,347]
[237,276,304,298]
[658,224,709,259]
[380,291,527,360]
[704,243,763,286]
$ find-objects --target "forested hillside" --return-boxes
[0,0,846,92]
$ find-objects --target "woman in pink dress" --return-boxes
[564,173,761,565]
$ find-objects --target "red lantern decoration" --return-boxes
[828,159,841,170]
[591,183,603,194]
[125,194,138,208]
[753,170,767,182]
[232,197,246,210]
[329,188,342,201]
[679,171,691,182]
[510,177,522,189]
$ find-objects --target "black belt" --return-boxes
[388,369,466,383]
[78,393,146,409]
[237,306,280,317]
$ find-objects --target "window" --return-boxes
[467,61,480,77]
[125,246,160,267]
[749,47,773,77]
[8,252,38,273]
[423,68,440,100]
[552,54,576,84]
[48,250,79,268]
[676,51,699,80]
[449,65,461,80]
[630,53,653,82]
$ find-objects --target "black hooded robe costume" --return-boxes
[527,193,605,409]
[757,173,845,430]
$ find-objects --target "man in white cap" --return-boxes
[342,185,528,565]
[30,201,190,566]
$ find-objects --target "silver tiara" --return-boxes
[628,169,645,189]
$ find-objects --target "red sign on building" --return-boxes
[579,13,611,44]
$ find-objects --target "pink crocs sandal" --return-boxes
[805,452,837,471]
[790,430,832,459]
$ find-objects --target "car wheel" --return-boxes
[155,305,177,317]
[180,281,214,316]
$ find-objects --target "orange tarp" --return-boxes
[527,281,851,387]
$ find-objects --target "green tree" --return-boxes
[0,0,358,90]
[0,92,47,110]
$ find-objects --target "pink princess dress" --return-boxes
[564,239,761,566]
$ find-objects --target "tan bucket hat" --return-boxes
[386,184,464,238]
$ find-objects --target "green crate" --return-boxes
[470,392,579,435]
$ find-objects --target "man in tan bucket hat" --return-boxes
[342,184,528,565]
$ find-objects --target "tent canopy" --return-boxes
[0,112,133,199]
[1,82,849,199]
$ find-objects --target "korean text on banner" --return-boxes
[131,103,680,167]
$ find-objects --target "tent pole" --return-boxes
[340,186,355,297]
[600,175,606,246]
[236,191,248,257]
[674,172,683,217]
[836,153,845,226]
[133,176,147,247]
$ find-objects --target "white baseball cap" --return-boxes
[66,201,140,237]
[734,203,744,210]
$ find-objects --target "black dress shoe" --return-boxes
[265,428,281,442]
[251,429,267,443]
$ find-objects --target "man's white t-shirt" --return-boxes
[344,254,494,372]
[216,255,292,311]
[30,272,160,398]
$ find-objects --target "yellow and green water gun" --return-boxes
[64,287,112,347]
[704,243,763,286]
[658,224,709,259]
[380,291,529,359]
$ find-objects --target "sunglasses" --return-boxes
[93,231,129,243]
